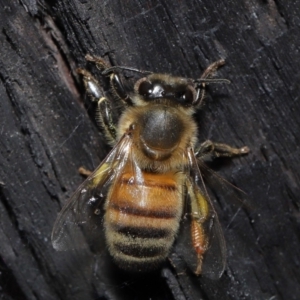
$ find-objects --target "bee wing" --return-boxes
[177,148,226,279]
[51,133,133,252]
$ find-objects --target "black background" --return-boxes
[0,1,300,299]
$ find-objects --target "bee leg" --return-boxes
[195,140,250,160]
[84,54,109,72]
[187,179,209,275]
[85,54,133,105]
[78,167,92,177]
[77,68,117,143]
[95,98,117,143]
[191,219,208,275]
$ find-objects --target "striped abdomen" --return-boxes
[104,170,183,272]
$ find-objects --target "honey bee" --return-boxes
[51,55,249,279]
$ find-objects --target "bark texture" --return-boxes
[0,1,299,299]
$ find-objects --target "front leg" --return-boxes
[85,54,132,105]
[195,140,249,160]
[77,68,117,144]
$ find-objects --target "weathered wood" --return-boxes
[0,0,299,299]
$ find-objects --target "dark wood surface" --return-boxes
[1,1,300,299]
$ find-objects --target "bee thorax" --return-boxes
[139,107,185,160]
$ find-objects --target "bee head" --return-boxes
[104,60,229,108]
[133,74,197,107]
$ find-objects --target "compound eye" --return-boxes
[177,87,194,104]
[138,80,153,98]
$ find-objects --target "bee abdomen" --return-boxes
[106,209,178,271]
[113,224,171,239]
[105,171,183,272]
[114,236,167,257]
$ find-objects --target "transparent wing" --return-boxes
[51,133,133,252]
[177,148,226,279]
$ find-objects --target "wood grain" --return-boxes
[0,0,299,299]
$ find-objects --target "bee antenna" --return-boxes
[194,78,231,86]
[193,78,231,107]
[102,66,153,76]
